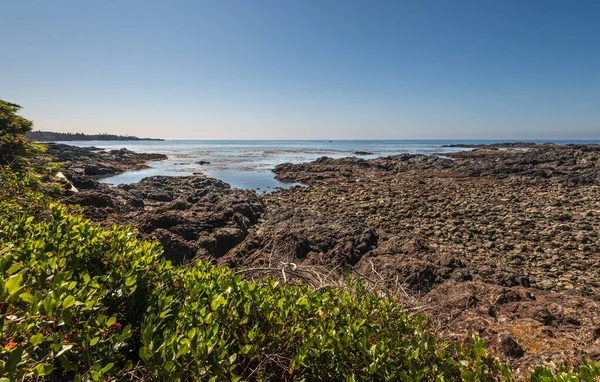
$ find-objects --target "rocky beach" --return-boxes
[45,143,168,189]
[49,142,600,376]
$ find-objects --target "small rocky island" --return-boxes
[47,142,600,376]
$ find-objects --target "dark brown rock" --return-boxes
[63,176,264,264]
[500,335,525,358]
[44,143,168,189]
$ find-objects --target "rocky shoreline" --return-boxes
[47,142,600,376]
[45,143,168,189]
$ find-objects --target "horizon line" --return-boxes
[51,138,600,142]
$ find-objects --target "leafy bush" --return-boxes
[2,206,598,381]
[528,363,600,382]
[0,167,52,219]
[0,99,62,218]
[0,205,513,381]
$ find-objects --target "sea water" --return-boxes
[56,140,600,191]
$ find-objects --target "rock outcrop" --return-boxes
[45,143,167,189]
[64,176,264,264]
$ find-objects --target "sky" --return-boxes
[1,0,599,140]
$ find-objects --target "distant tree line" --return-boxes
[26,131,164,142]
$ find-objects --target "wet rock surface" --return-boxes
[45,143,168,189]
[52,142,600,374]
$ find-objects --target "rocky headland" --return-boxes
[45,143,168,189]
[47,142,600,376]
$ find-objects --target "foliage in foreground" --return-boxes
[0,205,509,381]
[1,206,599,381]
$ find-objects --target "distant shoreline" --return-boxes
[31,137,600,144]
[27,131,164,142]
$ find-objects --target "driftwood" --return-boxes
[234,257,422,312]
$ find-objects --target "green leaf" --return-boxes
[29,333,44,346]
[139,346,151,362]
[91,369,102,381]
[106,315,117,328]
[90,337,100,346]
[5,274,23,296]
[62,295,76,309]
[32,363,54,377]
[211,294,227,311]
[6,262,22,275]
[43,295,54,316]
[117,324,132,342]
[102,363,114,373]
[19,292,35,303]
[176,344,190,359]
[126,275,137,287]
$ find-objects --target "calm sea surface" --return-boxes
[57,140,600,191]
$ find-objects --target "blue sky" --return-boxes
[1,0,599,139]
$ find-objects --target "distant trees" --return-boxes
[27,131,163,141]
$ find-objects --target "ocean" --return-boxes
[57,139,600,191]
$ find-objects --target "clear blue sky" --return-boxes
[2,0,599,139]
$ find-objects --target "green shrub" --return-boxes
[0,206,167,380]
[1,205,599,381]
[0,99,62,218]
[528,362,600,382]
[0,205,512,381]
[0,167,51,218]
